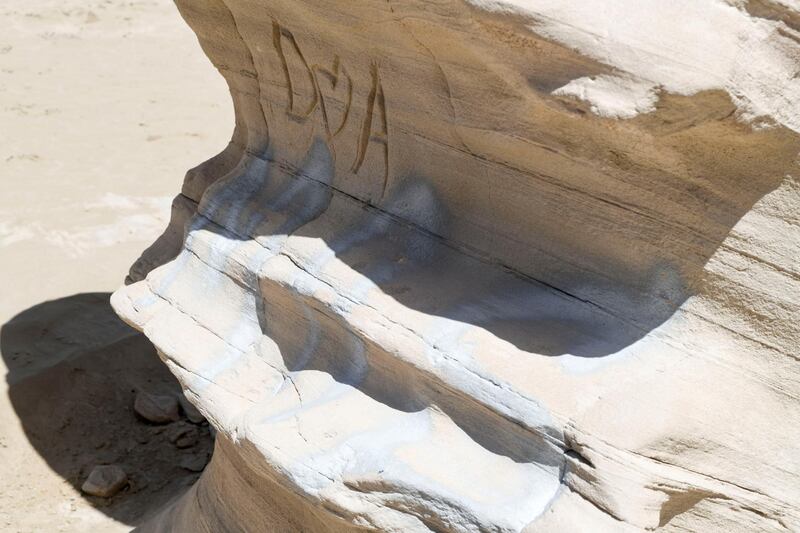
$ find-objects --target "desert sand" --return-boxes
[0,1,230,531]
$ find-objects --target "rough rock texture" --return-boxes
[82,465,129,498]
[134,392,181,424]
[111,1,800,531]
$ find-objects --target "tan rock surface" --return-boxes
[114,0,800,531]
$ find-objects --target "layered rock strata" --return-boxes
[113,1,800,531]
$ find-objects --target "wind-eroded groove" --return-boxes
[275,248,566,450]
[173,193,800,404]
[267,153,800,372]
[170,209,568,452]
[137,261,560,528]
[267,152,637,320]
[138,219,797,528]
[187,145,798,378]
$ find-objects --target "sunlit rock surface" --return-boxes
[112,1,800,531]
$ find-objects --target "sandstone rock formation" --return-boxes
[111,1,800,531]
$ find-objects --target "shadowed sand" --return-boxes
[2,293,214,528]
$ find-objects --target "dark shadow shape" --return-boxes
[1,293,213,527]
[255,287,565,468]
[128,96,800,360]
[167,144,785,359]
[119,122,792,470]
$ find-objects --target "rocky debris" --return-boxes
[175,433,197,449]
[81,465,128,498]
[168,422,199,449]
[178,394,205,424]
[134,391,179,424]
[179,453,209,473]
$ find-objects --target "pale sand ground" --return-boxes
[0,1,231,530]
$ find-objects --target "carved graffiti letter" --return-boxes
[272,21,318,119]
[351,64,389,198]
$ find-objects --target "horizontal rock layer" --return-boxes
[113,0,800,531]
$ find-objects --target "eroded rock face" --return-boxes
[112,1,800,531]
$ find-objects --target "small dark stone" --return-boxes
[168,422,199,448]
[81,465,128,498]
[134,391,180,424]
[179,453,209,473]
[178,394,206,424]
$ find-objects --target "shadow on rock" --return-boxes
[1,293,213,527]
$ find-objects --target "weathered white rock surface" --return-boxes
[112,0,800,531]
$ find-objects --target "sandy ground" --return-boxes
[0,1,231,531]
